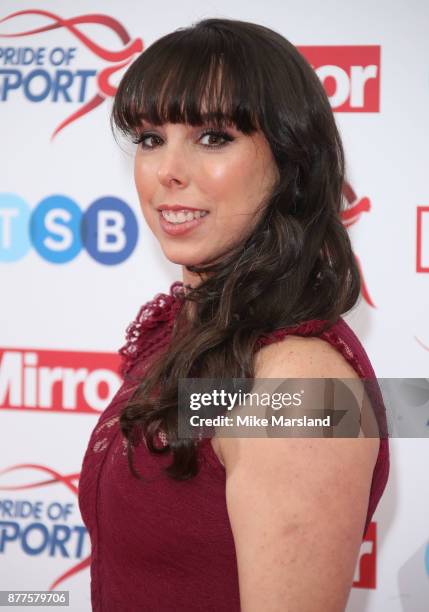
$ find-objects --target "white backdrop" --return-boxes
[1,1,428,610]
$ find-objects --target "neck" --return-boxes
[181,266,208,323]
[181,266,205,290]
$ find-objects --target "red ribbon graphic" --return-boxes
[341,182,375,308]
[415,337,429,352]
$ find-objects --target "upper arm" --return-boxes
[220,336,379,612]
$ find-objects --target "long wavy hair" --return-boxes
[111,17,361,480]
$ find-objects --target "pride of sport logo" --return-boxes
[0,464,90,589]
[0,193,138,264]
[0,9,143,139]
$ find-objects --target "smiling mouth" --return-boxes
[159,209,209,224]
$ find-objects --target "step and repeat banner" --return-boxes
[1,1,428,610]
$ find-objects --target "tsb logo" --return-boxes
[299,46,380,112]
[0,193,138,265]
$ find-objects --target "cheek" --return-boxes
[133,159,158,229]
[134,158,157,212]
[200,156,251,203]
[201,153,267,218]
[134,158,148,197]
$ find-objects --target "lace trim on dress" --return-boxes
[118,281,185,378]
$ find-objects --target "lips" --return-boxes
[158,208,209,236]
[157,204,209,212]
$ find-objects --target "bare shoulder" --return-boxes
[216,333,380,610]
[214,333,378,466]
[254,332,361,380]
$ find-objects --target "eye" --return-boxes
[132,132,162,149]
[199,129,234,148]
[132,128,234,150]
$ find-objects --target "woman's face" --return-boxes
[133,119,279,283]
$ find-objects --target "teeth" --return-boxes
[161,209,208,224]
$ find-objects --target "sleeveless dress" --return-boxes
[78,281,390,612]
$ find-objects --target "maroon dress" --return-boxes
[78,281,390,611]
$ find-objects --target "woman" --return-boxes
[78,17,390,611]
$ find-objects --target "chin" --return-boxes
[161,248,204,266]
[161,245,216,268]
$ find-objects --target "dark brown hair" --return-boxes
[111,17,361,480]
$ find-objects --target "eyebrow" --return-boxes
[138,119,237,132]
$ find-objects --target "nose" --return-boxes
[156,145,190,189]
